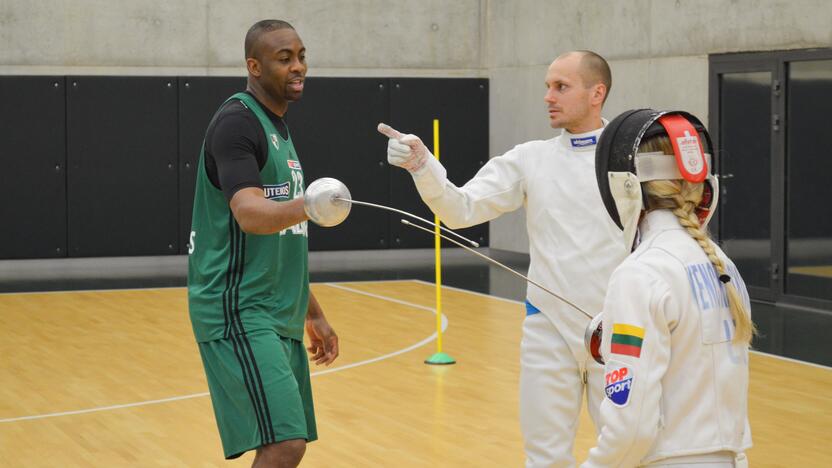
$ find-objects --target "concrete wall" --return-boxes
[0,0,487,76]
[2,0,830,253]
[486,0,832,253]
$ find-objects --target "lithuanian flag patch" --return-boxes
[611,324,645,358]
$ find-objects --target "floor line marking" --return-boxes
[0,279,416,296]
[411,278,525,305]
[749,349,832,371]
[0,283,448,423]
[410,280,832,372]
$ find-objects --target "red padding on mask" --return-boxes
[657,114,708,183]
[696,182,714,225]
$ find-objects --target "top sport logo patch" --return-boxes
[287,160,302,170]
[605,361,633,407]
[570,136,597,147]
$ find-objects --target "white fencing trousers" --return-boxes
[643,451,745,468]
[520,313,605,468]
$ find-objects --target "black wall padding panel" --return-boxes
[67,77,179,256]
[288,78,390,250]
[1,75,489,259]
[389,78,489,248]
[178,77,246,254]
[0,76,67,259]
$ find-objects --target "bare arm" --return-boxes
[229,187,309,234]
[305,291,339,366]
[307,291,325,319]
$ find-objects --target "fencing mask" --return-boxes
[595,109,719,252]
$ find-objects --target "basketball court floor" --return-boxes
[1,251,830,467]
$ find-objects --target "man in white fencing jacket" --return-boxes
[379,51,627,468]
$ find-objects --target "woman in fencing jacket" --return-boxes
[582,109,755,468]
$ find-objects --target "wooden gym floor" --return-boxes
[1,280,830,467]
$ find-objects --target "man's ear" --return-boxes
[246,57,261,77]
[593,83,607,106]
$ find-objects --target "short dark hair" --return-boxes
[571,50,612,103]
[245,19,295,59]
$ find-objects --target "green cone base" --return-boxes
[424,352,456,365]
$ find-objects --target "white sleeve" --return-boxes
[582,262,673,468]
[407,145,527,229]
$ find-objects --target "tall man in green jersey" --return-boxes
[188,20,339,467]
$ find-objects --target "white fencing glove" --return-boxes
[377,123,433,174]
[377,123,448,199]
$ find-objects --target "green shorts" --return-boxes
[198,329,317,459]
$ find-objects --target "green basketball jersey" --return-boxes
[188,92,309,343]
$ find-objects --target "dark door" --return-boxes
[711,61,779,300]
[785,59,832,301]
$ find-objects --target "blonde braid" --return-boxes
[640,137,756,345]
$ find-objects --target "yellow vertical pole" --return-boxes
[433,118,443,354]
[425,118,455,365]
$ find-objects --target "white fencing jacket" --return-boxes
[582,209,752,467]
[411,125,626,357]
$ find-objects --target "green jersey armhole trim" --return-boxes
[233,94,292,144]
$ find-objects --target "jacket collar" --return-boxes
[558,118,609,152]
[639,209,685,243]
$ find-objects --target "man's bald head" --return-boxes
[555,50,612,103]
[245,19,295,60]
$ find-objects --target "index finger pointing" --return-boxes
[377,122,403,139]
